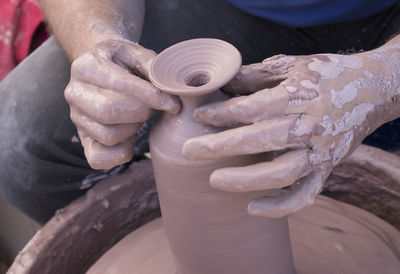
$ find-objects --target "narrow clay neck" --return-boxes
[178,96,202,122]
[178,91,228,122]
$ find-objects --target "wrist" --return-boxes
[360,51,400,127]
[72,23,128,60]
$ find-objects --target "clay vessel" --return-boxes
[149,39,295,274]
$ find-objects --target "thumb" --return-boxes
[222,54,294,95]
[113,40,157,80]
[78,129,136,170]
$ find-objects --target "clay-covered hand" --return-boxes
[182,52,398,218]
[65,39,180,169]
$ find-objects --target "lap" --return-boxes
[0,38,108,223]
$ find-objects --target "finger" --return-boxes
[110,41,156,80]
[210,150,311,192]
[65,82,153,124]
[222,54,295,95]
[78,129,136,170]
[183,115,301,161]
[72,51,180,114]
[194,85,290,127]
[247,168,330,218]
[70,109,141,146]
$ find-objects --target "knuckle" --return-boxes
[93,104,115,124]
[86,154,106,170]
[64,83,73,100]
[71,51,105,78]
[117,148,133,163]
[99,138,118,147]
[96,127,123,147]
[71,54,89,72]
[69,109,80,125]
[64,82,78,104]
[97,99,113,114]
[92,98,149,124]
[131,43,156,58]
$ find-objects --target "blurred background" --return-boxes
[0,0,47,272]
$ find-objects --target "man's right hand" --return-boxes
[65,39,180,170]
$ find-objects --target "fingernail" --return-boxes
[247,201,264,216]
[209,170,224,188]
[210,170,239,192]
[248,200,289,219]
[162,96,181,114]
[182,139,210,161]
[193,107,205,122]
[193,106,214,124]
[181,140,198,161]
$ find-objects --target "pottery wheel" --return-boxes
[87,195,400,274]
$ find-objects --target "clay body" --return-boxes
[149,39,295,274]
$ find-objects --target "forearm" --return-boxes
[360,34,400,125]
[39,0,145,60]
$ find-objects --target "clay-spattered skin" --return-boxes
[40,0,181,170]
[183,36,400,219]
[149,39,295,274]
[64,39,180,169]
[43,0,400,213]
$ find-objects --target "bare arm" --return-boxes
[38,0,180,170]
[39,0,145,60]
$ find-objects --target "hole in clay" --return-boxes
[184,72,210,87]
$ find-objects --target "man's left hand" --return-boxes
[182,52,395,218]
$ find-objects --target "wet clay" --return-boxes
[148,39,295,274]
[324,145,400,230]
[6,160,160,274]
[88,196,400,274]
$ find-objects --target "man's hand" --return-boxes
[65,39,180,169]
[182,51,398,218]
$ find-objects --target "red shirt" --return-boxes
[0,0,46,80]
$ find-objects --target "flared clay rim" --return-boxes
[149,38,242,97]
